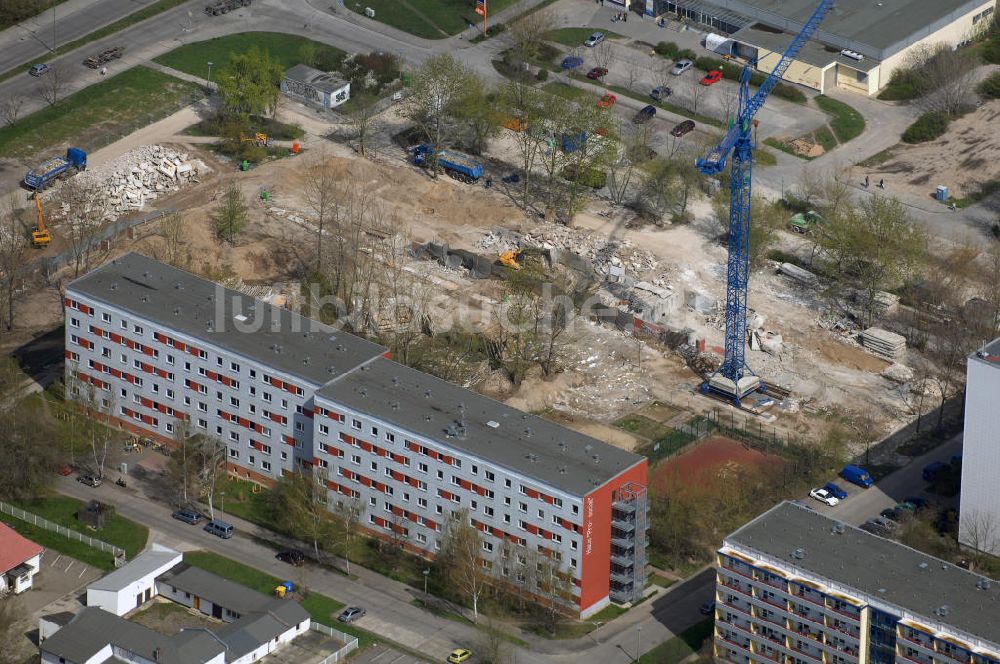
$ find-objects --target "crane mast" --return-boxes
[696,0,834,405]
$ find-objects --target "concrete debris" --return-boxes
[777,262,819,288]
[685,291,717,315]
[881,363,914,383]
[757,331,784,356]
[68,145,209,221]
[861,327,907,360]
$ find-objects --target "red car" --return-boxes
[597,93,617,108]
[57,464,73,476]
[700,70,723,85]
[586,67,608,80]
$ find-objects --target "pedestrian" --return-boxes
[878,178,884,189]
[863,175,869,188]
[624,11,628,21]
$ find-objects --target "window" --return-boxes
[552,533,562,543]
[470,500,477,511]
[184,361,191,372]
[262,461,271,472]
[370,461,378,472]
[551,515,560,525]
[519,502,527,513]
[437,470,444,480]
[248,455,255,465]
[249,369,257,379]
[553,497,563,508]
[351,418,362,430]
[482,541,494,553]
[261,426,271,437]
[230,362,240,372]
[166,354,174,366]
[537,509,544,519]
[504,514,511,524]
[183,396,192,406]
[384,468,393,477]
[351,455,361,465]
[215,391,222,401]
[198,366,207,376]
[451,476,461,487]
[120,387,127,398]
[485,470,495,482]
[216,356,223,367]
[229,448,239,459]
[281,398,288,410]
[230,396,239,407]
[70,317,80,328]
[370,426,379,436]
[504,497,511,506]
[197,418,208,429]
[281,451,288,461]
[134,325,144,335]
[249,386,256,396]
[416,533,427,544]
[505,479,512,489]
[385,432,395,443]
[198,402,207,413]
[570,558,577,569]
[484,506,494,517]
[518,485,527,495]
[451,458,461,468]
[418,462,428,473]
[417,497,427,508]
[436,505,443,515]
[572,505,579,515]
[319,424,329,435]
[102,312,111,323]
[295,422,305,432]
[262,392,272,403]
[370,496,377,506]
[152,384,159,394]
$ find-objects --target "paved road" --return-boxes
[54,470,714,663]
[802,434,963,527]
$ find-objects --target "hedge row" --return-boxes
[902,111,950,143]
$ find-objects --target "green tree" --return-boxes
[275,469,337,563]
[403,54,476,177]
[216,47,283,121]
[214,182,249,244]
[456,77,502,156]
[438,508,487,621]
[818,195,926,326]
[498,81,548,208]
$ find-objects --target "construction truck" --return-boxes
[789,210,824,234]
[83,46,124,68]
[23,147,87,190]
[240,132,272,147]
[412,144,484,184]
[31,192,51,247]
[205,0,251,15]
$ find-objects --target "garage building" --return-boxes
[85,544,183,616]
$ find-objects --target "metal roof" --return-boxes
[725,501,1000,650]
[66,252,386,387]
[40,607,224,664]
[87,545,182,592]
[318,358,646,497]
[284,64,349,93]
[969,337,1000,372]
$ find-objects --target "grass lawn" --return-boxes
[154,33,347,78]
[638,618,714,664]
[812,125,837,152]
[814,95,865,143]
[6,495,148,569]
[615,414,672,441]
[0,66,203,159]
[649,575,676,588]
[858,145,899,167]
[349,0,519,39]
[763,136,810,160]
[544,81,587,101]
[544,27,624,47]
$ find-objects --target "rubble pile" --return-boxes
[70,145,208,221]
[478,225,658,278]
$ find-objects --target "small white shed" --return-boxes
[86,544,182,616]
[281,64,351,109]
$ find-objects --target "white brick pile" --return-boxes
[71,145,209,221]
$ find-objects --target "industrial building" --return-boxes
[959,338,1000,556]
[714,501,1000,664]
[639,0,996,95]
[63,253,649,617]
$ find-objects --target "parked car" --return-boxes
[700,69,724,85]
[904,496,930,511]
[670,119,695,137]
[840,464,873,488]
[880,507,903,522]
[586,67,608,80]
[77,474,102,487]
[57,465,73,476]
[338,606,366,623]
[597,93,617,108]
[671,59,693,75]
[448,649,473,663]
[896,501,917,513]
[204,519,234,539]
[634,104,656,124]
[809,487,839,506]
[871,516,898,531]
[561,55,584,69]
[823,482,848,500]
[923,460,947,481]
[700,600,716,615]
[29,63,50,77]
[584,32,605,47]
[650,85,672,100]
[171,508,202,525]
[277,549,306,566]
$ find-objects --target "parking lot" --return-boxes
[349,644,427,664]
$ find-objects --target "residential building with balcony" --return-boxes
[62,253,648,617]
[960,338,1000,556]
[713,501,1000,664]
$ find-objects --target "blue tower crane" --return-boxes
[696,0,834,406]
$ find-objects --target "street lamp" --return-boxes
[219,491,225,517]
[206,61,214,87]
[636,625,642,663]
[422,568,430,600]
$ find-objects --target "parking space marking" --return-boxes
[78,566,88,578]
[50,554,62,567]
[64,561,74,573]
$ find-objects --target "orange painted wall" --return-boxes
[579,459,648,613]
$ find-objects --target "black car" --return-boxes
[172,509,202,525]
[277,549,306,566]
[904,496,930,511]
[338,606,366,623]
[634,105,656,124]
[880,508,902,522]
[650,86,672,100]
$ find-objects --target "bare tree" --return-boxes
[535,556,574,635]
[334,496,364,575]
[0,197,28,331]
[287,467,335,564]
[608,125,651,205]
[214,181,249,244]
[506,7,555,65]
[0,95,24,127]
[684,74,707,115]
[403,54,475,178]
[154,211,190,269]
[961,508,1000,567]
[476,613,510,664]
[720,81,740,125]
[35,63,66,106]
[593,41,613,70]
[499,81,547,208]
[197,436,227,519]
[302,158,339,271]
[166,419,195,505]
[440,508,488,621]
[346,93,380,157]
[917,46,978,116]
[623,56,643,92]
[61,180,111,277]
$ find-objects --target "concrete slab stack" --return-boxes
[861,327,907,360]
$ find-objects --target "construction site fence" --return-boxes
[590,307,690,350]
[0,500,126,563]
[310,623,359,663]
[641,416,714,463]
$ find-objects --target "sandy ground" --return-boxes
[864,99,1000,201]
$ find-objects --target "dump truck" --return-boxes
[412,144,483,183]
[24,147,87,190]
[205,0,251,15]
[83,46,124,68]
[789,210,824,234]
[31,192,51,247]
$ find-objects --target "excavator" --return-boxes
[31,191,51,247]
[499,248,523,270]
[240,132,273,147]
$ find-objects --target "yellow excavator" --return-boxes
[499,248,523,270]
[31,191,51,247]
[240,132,273,147]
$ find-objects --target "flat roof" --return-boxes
[67,253,386,386]
[708,0,987,55]
[318,358,645,496]
[285,64,349,93]
[970,337,1000,372]
[733,23,881,72]
[725,501,1000,649]
[88,545,181,592]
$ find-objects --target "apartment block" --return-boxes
[713,502,1000,664]
[63,253,648,617]
[959,338,1000,556]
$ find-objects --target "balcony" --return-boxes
[718,634,752,652]
[719,618,756,638]
[758,576,788,592]
[611,537,634,549]
[610,571,634,585]
[791,610,827,631]
[827,604,861,620]
[611,519,636,533]
[723,565,757,582]
[898,634,936,652]
[723,582,753,598]
[794,592,827,609]
[757,595,789,612]
[720,599,753,618]
[898,653,934,664]
[788,644,823,662]
[611,554,634,567]
[612,501,637,514]
[937,650,973,664]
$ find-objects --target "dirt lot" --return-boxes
[650,436,784,493]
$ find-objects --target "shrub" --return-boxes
[771,82,807,103]
[877,67,923,100]
[902,111,950,143]
[536,68,549,82]
[676,49,697,61]
[561,164,606,188]
[655,41,679,58]
[983,36,1000,65]
[695,56,724,73]
[977,71,1000,99]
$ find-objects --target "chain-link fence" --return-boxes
[0,501,125,562]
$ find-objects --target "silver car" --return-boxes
[584,32,605,47]
[671,59,693,75]
[29,63,50,77]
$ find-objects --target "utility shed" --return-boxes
[281,64,351,109]
[86,544,183,616]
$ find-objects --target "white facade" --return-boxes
[1,552,41,594]
[959,343,1000,555]
[86,545,183,616]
